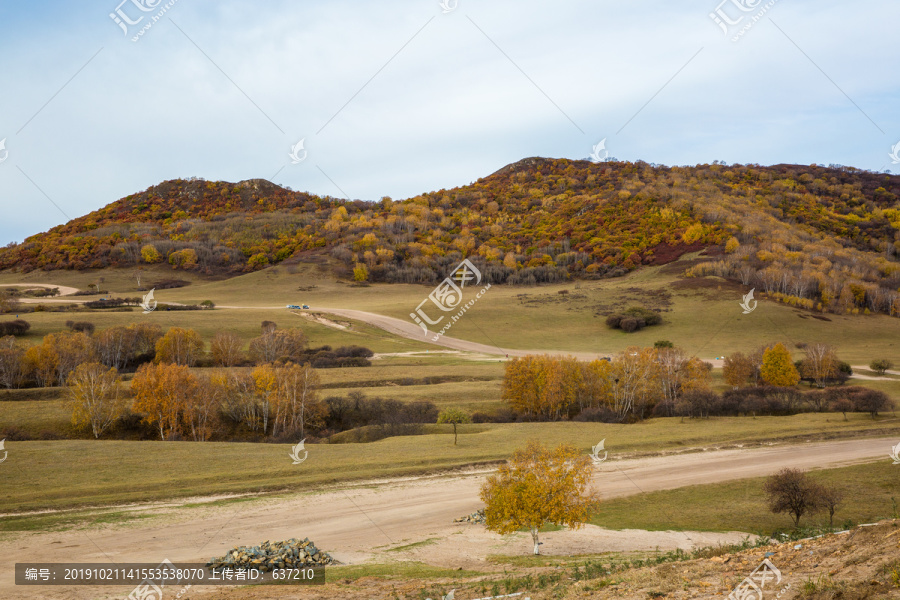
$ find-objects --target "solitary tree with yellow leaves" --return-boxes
[480,441,597,555]
[760,343,800,387]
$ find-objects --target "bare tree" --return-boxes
[818,485,843,527]
[211,331,244,367]
[763,468,823,528]
[801,343,838,388]
[0,336,25,389]
[67,362,123,439]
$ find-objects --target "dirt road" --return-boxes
[310,307,609,360]
[2,437,894,599]
[0,283,79,298]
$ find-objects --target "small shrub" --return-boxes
[619,317,641,332]
[574,406,623,423]
[65,320,96,335]
[869,358,894,375]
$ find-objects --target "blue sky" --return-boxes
[0,0,897,245]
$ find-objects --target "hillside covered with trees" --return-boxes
[2,158,900,315]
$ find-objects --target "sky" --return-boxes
[0,0,898,245]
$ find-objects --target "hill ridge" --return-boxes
[2,158,899,316]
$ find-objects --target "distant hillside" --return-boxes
[2,158,900,315]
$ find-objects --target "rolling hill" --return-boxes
[2,158,900,315]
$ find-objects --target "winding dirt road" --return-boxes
[311,307,608,360]
[0,283,79,298]
[2,437,895,599]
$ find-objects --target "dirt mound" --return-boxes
[198,520,900,599]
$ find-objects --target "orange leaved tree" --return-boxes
[131,362,198,440]
[480,440,597,555]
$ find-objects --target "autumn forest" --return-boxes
[2,158,900,316]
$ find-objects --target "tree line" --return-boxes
[69,360,324,441]
[503,343,894,422]
[503,347,710,421]
[0,321,372,390]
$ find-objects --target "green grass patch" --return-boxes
[0,509,154,533]
[0,414,896,514]
[590,460,900,534]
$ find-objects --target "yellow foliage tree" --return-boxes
[760,343,800,386]
[481,441,597,555]
[132,362,198,440]
[155,327,205,366]
[723,352,755,388]
[353,263,369,282]
[141,244,162,263]
[252,364,277,434]
[23,343,59,387]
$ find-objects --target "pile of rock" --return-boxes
[206,537,334,572]
[453,509,485,524]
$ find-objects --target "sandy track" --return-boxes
[0,283,80,301]
[1,437,894,599]
[312,307,608,360]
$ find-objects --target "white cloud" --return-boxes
[0,0,897,245]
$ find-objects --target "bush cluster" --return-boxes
[648,385,893,419]
[605,306,663,332]
[304,345,373,369]
[0,319,31,336]
[322,393,438,441]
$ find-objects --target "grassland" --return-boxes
[4,253,899,363]
[1,413,897,515]
[590,460,900,534]
[3,254,900,527]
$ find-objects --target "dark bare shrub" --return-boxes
[763,468,823,528]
